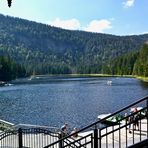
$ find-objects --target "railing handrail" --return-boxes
[0,123,61,142]
[79,95,148,132]
[100,108,147,138]
[0,119,14,126]
[44,95,148,147]
[13,123,60,131]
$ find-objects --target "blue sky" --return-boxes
[0,0,147,35]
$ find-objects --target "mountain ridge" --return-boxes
[0,13,148,74]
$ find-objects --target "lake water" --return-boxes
[0,76,148,130]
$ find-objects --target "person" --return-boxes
[128,113,133,133]
[70,127,78,138]
[61,123,68,137]
[124,113,128,123]
[125,112,132,133]
[133,107,140,130]
[124,113,128,129]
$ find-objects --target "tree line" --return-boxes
[0,14,148,81]
[0,56,26,81]
[103,43,148,77]
[0,14,148,74]
[0,43,147,82]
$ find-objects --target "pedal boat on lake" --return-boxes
[98,107,146,126]
[97,113,124,126]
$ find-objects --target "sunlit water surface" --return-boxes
[0,76,148,130]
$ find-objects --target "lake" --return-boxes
[0,76,148,130]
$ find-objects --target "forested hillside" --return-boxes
[0,14,148,78]
[133,43,148,77]
[0,56,26,81]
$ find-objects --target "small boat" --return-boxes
[98,113,123,126]
[28,75,34,80]
[98,113,111,120]
[28,75,40,81]
[107,80,112,85]
[0,81,13,87]
[0,81,6,86]
[98,107,146,126]
[4,83,13,86]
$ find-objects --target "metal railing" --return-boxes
[0,124,61,148]
[44,96,148,148]
[0,118,14,132]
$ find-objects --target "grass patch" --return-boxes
[135,76,148,82]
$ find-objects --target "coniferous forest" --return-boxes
[0,14,148,81]
[0,56,26,81]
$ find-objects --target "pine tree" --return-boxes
[133,43,148,77]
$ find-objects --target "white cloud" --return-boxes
[84,19,112,33]
[143,32,148,34]
[48,18,80,30]
[48,18,112,33]
[122,0,135,8]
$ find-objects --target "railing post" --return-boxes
[147,97,148,113]
[58,133,63,148]
[146,97,148,138]
[18,128,23,148]
[94,125,98,148]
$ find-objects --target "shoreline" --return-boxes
[1,73,145,84]
[61,74,148,82]
[135,76,148,82]
[32,73,148,82]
